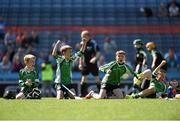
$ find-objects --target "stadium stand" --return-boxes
[0,0,180,84]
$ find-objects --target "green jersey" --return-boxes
[100,61,137,85]
[150,74,166,93]
[19,67,39,89]
[54,51,83,85]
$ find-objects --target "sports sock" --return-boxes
[80,83,88,97]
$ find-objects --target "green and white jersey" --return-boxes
[100,61,137,85]
[150,74,167,93]
[19,67,39,88]
[54,51,83,84]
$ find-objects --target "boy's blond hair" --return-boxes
[60,45,72,53]
[24,54,36,64]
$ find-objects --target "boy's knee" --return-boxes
[98,93,106,99]
[56,90,64,99]
[56,96,63,99]
[175,94,180,99]
[16,92,25,99]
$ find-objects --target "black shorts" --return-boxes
[101,83,120,92]
[81,64,99,76]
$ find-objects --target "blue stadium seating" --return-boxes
[0,0,180,81]
[1,0,180,26]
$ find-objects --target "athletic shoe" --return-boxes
[125,93,140,99]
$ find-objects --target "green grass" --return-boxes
[0,98,180,120]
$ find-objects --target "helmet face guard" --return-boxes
[133,39,143,45]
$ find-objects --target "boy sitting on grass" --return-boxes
[126,60,167,99]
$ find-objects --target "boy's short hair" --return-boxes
[146,42,156,50]
[81,30,90,37]
[60,45,72,53]
[24,54,36,63]
[116,50,126,55]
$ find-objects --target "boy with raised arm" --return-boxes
[126,60,167,98]
[52,39,87,99]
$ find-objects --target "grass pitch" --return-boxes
[0,98,179,120]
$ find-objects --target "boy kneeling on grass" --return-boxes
[16,54,41,99]
[52,39,87,99]
[126,60,167,99]
[85,50,138,99]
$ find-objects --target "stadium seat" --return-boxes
[1,0,180,82]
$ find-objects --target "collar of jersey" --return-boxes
[62,56,71,62]
[24,66,35,72]
[117,62,125,67]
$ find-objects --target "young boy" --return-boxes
[85,50,138,99]
[133,39,147,74]
[146,42,167,71]
[52,39,87,99]
[133,39,148,92]
[16,54,41,99]
[79,30,101,97]
[167,79,180,99]
[126,60,167,98]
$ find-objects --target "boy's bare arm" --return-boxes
[52,40,61,56]
[80,38,87,53]
[138,60,166,82]
[153,60,166,74]
[152,56,157,70]
[78,38,87,70]
[79,57,83,70]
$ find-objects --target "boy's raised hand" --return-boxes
[56,40,62,45]
[52,40,63,56]
[82,38,88,43]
